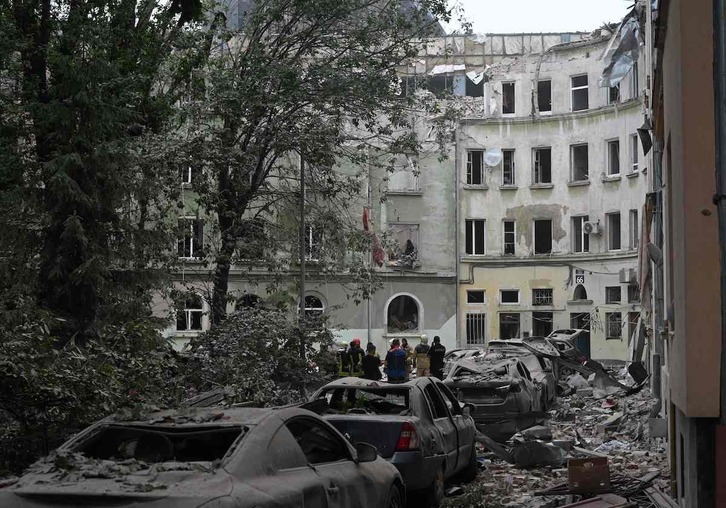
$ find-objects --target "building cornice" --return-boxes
[460,250,639,266]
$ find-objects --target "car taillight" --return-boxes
[395,421,420,451]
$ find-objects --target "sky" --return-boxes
[445,0,632,34]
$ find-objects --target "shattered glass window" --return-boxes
[606,312,623,339]
[607,140,620,175]
[318,387,410,415]
[73,424,244,465]
[606,286,622,303]
[499,313,520,340]
[537,80,552,113]
[502,150,516,186]
[177,218,204,258]
[387,294,420,333]
[533,148,552,184]
[502,82,515,114]
[467,150,484,185]
[570,144,589,181]
[571,74,589,111]
[387,223,419,268]
[177,295,204,331]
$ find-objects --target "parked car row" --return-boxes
[1,377,479,508]
[441,329,589,442]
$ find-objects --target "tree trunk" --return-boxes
[211,209,235,325]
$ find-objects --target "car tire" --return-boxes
[387,484,404,508]
[424,466,445,508]
[459,445,478,483]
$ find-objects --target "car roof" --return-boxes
[320,376,438,390]
[104,407,293,427]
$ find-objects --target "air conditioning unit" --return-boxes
[583,221,601,235]
[619,268,637,283]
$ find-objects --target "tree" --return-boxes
[172,0,453,324]
[0,0,207,338]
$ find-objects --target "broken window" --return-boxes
[304,295,324,317]
[606,312,622,339]
[534,219,552,254]
[287,418,350,464]
[387,295,420,333]
[629,209,639,249]
[466,73,484,97]
[466,150,484,185]
[609,84,620,104]
[628,284,640,303]
[500,289,519,304]
[606,286,622,304]
[305,224,323,260]
[573,284,588,300]
[427,75,451,96]
[630,134,639,172]
[388,223,419,267]
[628,311,640,341]
[571,74,589,111]
[629,61,639,100]
[178,218,204,258]
[177,294,204,331]
[502,149,515,185]
[532,311,553,337]
[532,288,553,306]
[465,219,486,255]
[537,80,552,113]
[570,144,589,181]
[388,154,420,192]
[607,140,620,175]
[533,148,552,184]
[572,215,590,253]
[238,218,265,260]
[607,212,621,250]
[499,313,520,340]
[466,313,486,345]
[502,82,515,114]
[318,387,410,415]
[503,220,516,255]
[467,290,486,304]
[72,424,243,463]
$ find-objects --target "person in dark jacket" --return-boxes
[362,343,382,380]
[384,339,407,383]
[347,338,365,377]
[428,335,447,379]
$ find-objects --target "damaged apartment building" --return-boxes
[422,32,647,360]
[160,30,647,362]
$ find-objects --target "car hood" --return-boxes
[2,453,234,507]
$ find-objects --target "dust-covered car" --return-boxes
[442,348,484,377]
[310,377,477,507]
[444,357,544,442]
[0,407,405,508]
[485,340,557,408]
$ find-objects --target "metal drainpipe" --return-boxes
[455,127,461,348]
[714,0,726,424]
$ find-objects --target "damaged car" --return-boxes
[310,377,477,507]
[0,406,405,508]
[444,357,545,442]
[485,340,557,408]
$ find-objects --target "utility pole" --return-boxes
[298,154,306,359]
[367,164,372,345]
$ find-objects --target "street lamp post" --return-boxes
[298,155,306,359]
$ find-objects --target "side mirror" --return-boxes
[355,442,379,463]
[462,403,475,417]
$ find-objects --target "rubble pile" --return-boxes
[444,368,671,508]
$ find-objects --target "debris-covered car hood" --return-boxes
[445,358,517,388]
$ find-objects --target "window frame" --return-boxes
[607,212,622,251]
[285,417,352,465]
[533,219,553,255]
[502,82,516,115]
[630,134,639,173]
[177,217,204,259]
[571,215,590,253]
[499,312,521,340]
[607,139,621,176]
[532,288,554,306]
[502,149,516,186]
[176,294,204,332]
[503,220,516,255]
[303,294,325,316]
[304,224,323,261]
[532,147,552,184]
[465,312,486,345]
[606,312,623,340]
[608,84,620,104]
[465,219,486,256]
[570,143,589,182]
[537,79,552,113]
[532,311,554,337]
[629,209,639,249]
[466,290,486,304]
[500,289,520,305]
[605,286,622,304]
[571,74,589,111]
[628,284,640,303]
[466,150,485,186]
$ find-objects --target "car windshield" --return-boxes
[318,387,410,415]
[72,424,245,465]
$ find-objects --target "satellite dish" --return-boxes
[484,148,503,167]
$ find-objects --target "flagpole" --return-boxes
[367,163,372,345]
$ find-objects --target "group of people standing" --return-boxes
[337,335,447,382]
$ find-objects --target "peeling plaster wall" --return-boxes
[458,39,647,361]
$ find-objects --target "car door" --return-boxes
[244,424,330,507]
[422,382,458,477]
[434,381,475,472]
[286,416,374,508]
[516,361,540,411]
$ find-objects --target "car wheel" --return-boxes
[387,484,404,508]
[425,466,445,507]
[459,445,478,483]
